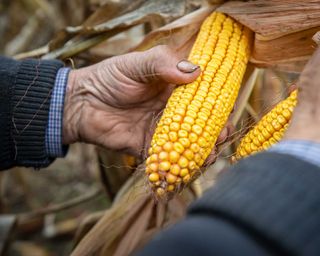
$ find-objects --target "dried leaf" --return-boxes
[218,0,320,71]
[71,195,150,256]
[133,6,216,53]
[71,173,150,256]
[155,202,167,228]
[218,0,320,40]
[43,0,189,59]
[14,46,49,60]
[167,196,188,220]
[231,68,261,126]
[79,0,186,34]
[73,211,105,245]
[83,0,146,28]
[111,200,154,256]
[48,0,144,50]
[251,26,318,70]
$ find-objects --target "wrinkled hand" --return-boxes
[285,48,320,142]
[63,45,231,159]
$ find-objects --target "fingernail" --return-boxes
[177,60,199,73]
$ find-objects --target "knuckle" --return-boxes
[152,45,173,56]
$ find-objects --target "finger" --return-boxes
[176,60,200,73]
[146,45,201,85]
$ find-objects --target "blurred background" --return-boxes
[0,0,314,255]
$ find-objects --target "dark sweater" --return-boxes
[0,56,63,170]
[138,153,320,256]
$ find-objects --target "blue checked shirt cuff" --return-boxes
[269,140,320,168]
[45,67,71,157]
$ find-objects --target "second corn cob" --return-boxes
[235,89,297,160]
[145,12,252,199]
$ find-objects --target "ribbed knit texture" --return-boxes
[0,57,19,169]
[0,57,63,170]
[189,153,320,256]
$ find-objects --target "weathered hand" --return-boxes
[285,48,320,142]
[63,45,231,159]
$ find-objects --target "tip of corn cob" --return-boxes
[145,11,252,200]
[235,89,297,160]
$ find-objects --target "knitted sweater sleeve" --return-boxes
[138,153,320,255]
[0,56,64,170]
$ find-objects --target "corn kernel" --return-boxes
[164,118,172,125]
[198,137,207,147]
[163,142,173,152]
[190,143,200,153]
[166,173,177,184]
[184,116,195,125]
[149,173,159,182]
[189,133,198,143]
[189,161,197,170]
[159,151,169,161]
[178,156,189,168]
[178,130,188,138]
[167,185,175,192]
[183,149,194,161]
[194,153,202,163]
[181,123,192,132]
[180,138,191,148]
[180,168,189,177]
[273,131,282,141]
[170,164,181,175]
[149,163,158,172]
[159,161,171,171]
[162,125,170,134]
[170,122,180,131]
[183,174,191,183]
[235,90,297,160]
[186,110,197,119]
[169,132,178,142]
[149,154,158,163]
[173,142,185,154]
[175,108,186,116]
[169,151,180,163]
[192,124,203,135]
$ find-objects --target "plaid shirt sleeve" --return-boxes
[45,67,71,157]
[269,140,320,167]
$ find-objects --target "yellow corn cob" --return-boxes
[235,89,297,160]
[145,12,252,199]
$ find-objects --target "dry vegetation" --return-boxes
[0,0,319,255]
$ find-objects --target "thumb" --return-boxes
[144,45,201,85]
